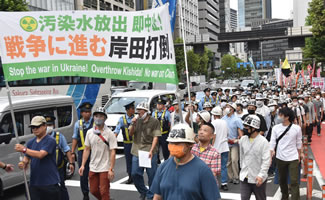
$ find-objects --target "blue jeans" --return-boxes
[131,154,158,199]
[124,143,133,175]
[221,152,229,185]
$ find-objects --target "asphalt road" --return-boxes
[2,150,323,200]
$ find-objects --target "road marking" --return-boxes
[116,154,124,159]
[313,160,324,186]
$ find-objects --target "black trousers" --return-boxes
[30,184,61,200]
[306,124,313,142]
[240,178,266,200]
[158,133,170,160]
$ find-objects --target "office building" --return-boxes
[198,0,220,66]
[293,0,311,27]
[252,19,293,66]
[220,0,230,33]
[174,0,200,43]
[26,0,75,10]
[238,0,272,27]
[78,0,135,11]
[230,8,237,31]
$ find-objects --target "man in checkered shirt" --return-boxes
[191,123,221,180]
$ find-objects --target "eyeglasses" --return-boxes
[31,125,41,130]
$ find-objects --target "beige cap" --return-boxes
[29,116,46,127]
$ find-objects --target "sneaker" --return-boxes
[233,179,240,184]
[83,194,89,200]
[221,184,228,191]
[126,176,133,184]
[318,133,321,136]
[229,179,233,183]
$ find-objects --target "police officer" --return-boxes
[211,92,217,106]
[152,97,171,161]
[114,101,135,184]
[45,115,74,200]
[199,88,213,111]
[216,88,223,105]
[71,102,94,200]
[190,92,197,103]
[225,89,231,102]
[182,93,189,111]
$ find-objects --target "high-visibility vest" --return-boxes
[77,119,94,151]
[122,115,133,144]
[155,110,169,134]
[55,132,65,169]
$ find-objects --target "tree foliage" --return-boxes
[221,54,249,79]
[303,0,325,62]
[0,0,29,11]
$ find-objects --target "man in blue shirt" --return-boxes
[15,116,60,200]
[114,101,135,184]
[45,115,75,200]
[199,88,212,111]
[152,97,171,161]
[71,102,93,200]
[151,123,221,200]
[222,103,244,185]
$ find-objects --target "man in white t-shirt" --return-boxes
[170,100,188,128]
[270,107,302,200]
[211,106,230,191]
[79,107,118,200]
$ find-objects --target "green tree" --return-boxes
[303,0,325,63]
[174,38,185,79]
[221,54,236,78]
[187,49,200,75]
[0,0,28,11]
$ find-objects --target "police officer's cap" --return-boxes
[79,102,93,112]
[211,92,217,96]
[124,101,135,110]
[203,88,211,93]
[184,93,189,98]
[225,89,230,92]
[217,88,222,92]
[157,96,166,105]
[44,115,56,125]
[190,92,196,97]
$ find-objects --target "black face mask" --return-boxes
[243,128,254,137]
[248,109,255,114]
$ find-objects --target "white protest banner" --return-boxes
[312,77,325,90]
[0,5,178,84]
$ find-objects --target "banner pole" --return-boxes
[178,0,193,127]
[5,80,31,200]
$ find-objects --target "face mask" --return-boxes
[256,101,263,108]
[243,128,249,136]
[269,106,275,112]
[299,100,304,104]
[168,144,185,159]
[94,118,105,126]
[140,112,148,120]
[221,102,226,108]
[278,117,284,123]
[224,107,231,115]
[292,102,298,107]
[248,109,255,114]
[46,126,53,134]
[316,96,321,100]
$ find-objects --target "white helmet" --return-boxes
[243,115,260,129]
[198,110,211,123]
[203,102,213,108]
[211,106,222,116]
[256,93,264,100]
[268,100,277,107]
[136,101,149,112]
[226,102,237,110]
[166,123,195,143]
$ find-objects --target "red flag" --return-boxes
[301,69,307,85]
[311,62,316,82]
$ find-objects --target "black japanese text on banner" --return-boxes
[0,5,178,84]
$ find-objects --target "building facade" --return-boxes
[198,0,220,66]
[238,0,272,27]
[252,19,293,66]
[219,0,230,33]
[174,0,200,43]
[293,0,311,27]
[26,0,75,11]
[77,0,135,11]
[230,8,237,31]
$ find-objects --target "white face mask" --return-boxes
[269,106,275,112]
[298,100,304,104]
[224,107,231,115]
[316,95,321,100]
[292,102,298,107]
[140,112,148,120]
[221,102,226,108]
[46,126,53,134]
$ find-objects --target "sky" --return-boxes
[230,0,293,20]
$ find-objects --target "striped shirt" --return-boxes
[191,144,221,178]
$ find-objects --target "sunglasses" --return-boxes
[30,125,42,130]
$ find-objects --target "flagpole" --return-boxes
[178,0,193,127]
[5,80,31,200]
